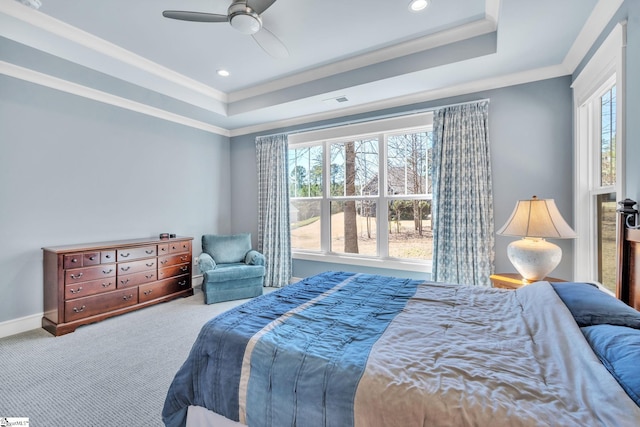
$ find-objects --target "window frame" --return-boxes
[288,112,434,273]
[573,23,625,286]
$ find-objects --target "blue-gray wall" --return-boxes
[229,77,575,281]
[0,74,231,324]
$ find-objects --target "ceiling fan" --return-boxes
[162,0,289,59]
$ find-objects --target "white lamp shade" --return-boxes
[497,197,577,238]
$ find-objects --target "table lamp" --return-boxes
[497,196,577,282]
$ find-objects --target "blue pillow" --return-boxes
[581,324,640,406]
[552,282,640,328]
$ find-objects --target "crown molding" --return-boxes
[562,0,624,73]
[0,1,228,111]
[229,64,567,137]
[0,60,230,136]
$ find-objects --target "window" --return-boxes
[288,113,433,271]
[597,86,617,289]
[573,24,624,294]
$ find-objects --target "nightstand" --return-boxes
[490,273,565,290]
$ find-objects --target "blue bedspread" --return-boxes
[162,271,423,427]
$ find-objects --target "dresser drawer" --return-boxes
[158,253,190,268]
[64,253,84,269]
[64,288,138,322]
[158,263,190,280]
[65,264,116,285]
[101,250,116,263]
[83,252,101,266]
[117,245,156,261]
[138,275,190,303]
[169,240,191,254]
[65,277,116,300]
[117,270,157,288]
[158,243,169,256]
[118,258,157,276]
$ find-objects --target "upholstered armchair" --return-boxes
[199,233,265,304]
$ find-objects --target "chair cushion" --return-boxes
[202,233,252,264]
[204,264,265,283]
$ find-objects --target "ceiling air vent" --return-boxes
[323,96,349,105]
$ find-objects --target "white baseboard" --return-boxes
[0,312,43,339]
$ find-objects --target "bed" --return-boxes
[163,204,640,427]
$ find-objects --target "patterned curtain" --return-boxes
[431,101,495,286]
[256,134,292,287]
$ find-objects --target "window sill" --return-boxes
[292,251,432,274]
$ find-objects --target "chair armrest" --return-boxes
[198,253,217,272]
[245,250,265,266]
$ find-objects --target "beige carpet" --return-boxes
[0,286,266,426]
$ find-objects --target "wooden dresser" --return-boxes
[42,236,193,336]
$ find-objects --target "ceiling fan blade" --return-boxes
[247,0,277,15]
[162,11,228,23]
[252,26,289,59]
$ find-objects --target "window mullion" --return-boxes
[378,134,388,258]
[321,140,331,253]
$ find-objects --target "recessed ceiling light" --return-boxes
[408,0,428,12]
[217,69,230,77]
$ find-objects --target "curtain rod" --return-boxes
[257,98,490,139]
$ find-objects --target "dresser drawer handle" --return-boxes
[103,268,113,274]
[105,254,112,259]
[146,262,154,267]
[160,260,168,265]
[145,250,154,254]
[73,305,86,313]
[180,266,188,272]
[144,290,153,295]
[71,258,79,263]
[102,282,112,288]
[123,294,133,301]
[180,256,188,262]
[160,247,167,252]
[121,266,131,272]
[69,287,83,294]
[120,279,130,285]
[70,273,83,279]
[89,256,96,261]
[121,253,130,258]
[178,280,187,286]
[145,274,154,279]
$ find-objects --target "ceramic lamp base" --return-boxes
[507,238,562,282]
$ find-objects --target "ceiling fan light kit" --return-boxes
[229,5,262,34]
